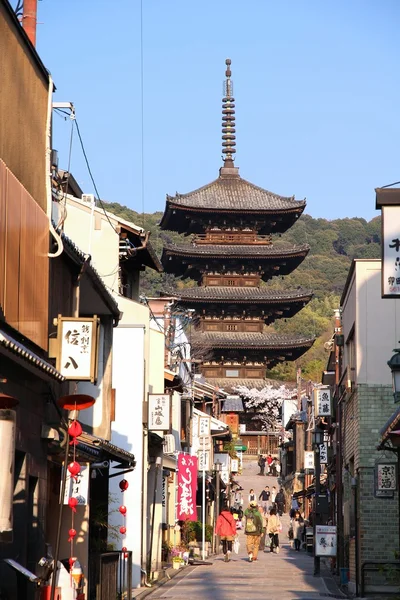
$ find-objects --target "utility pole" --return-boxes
[334,308,344,575]
[314,442,321,576]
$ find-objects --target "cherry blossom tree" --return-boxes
[233,384,293,431]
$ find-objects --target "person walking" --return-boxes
[248,488,257,504]
[258,454,266,475]
[215,503,237,562]
[266,506,281,553]
[271,485,277,506]
[292,511,304,551]
[258,504,268,551]
[266,454,273,475]
[258,485,270,515]
[244,501,264,562]
[275,487,285,516]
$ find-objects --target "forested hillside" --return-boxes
[107,201,381,382]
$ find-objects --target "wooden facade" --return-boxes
[0,2,49,213]
[0,160,49,350]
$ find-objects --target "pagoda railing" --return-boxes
[193,233,272,245]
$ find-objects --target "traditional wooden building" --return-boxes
[160,59,314,392]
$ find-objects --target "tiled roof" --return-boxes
[163,242,310,259]
[170,286,313,303]
[207,377,294,392]
[0,330,64,382]
[222,396,244,412]
[166,176,305,212]
[202,331,315,349]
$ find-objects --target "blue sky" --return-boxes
[35,0,400,221]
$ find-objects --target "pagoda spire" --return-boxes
[221,58,237,171]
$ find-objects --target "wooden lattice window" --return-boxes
[227,324,238,331]
[227,279,236,286]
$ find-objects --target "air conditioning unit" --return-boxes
[163,434,175,454]
[82,193,95,205]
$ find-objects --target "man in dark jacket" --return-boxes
[244,501,264,562]
[258,485,270,514]
[275,488,285,516]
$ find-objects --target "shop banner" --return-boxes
[177,453,198,521]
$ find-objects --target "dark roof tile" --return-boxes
[202,331,315,348]
[169,286,313,303]
[163,242,310,258]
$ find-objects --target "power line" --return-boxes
[74,119,119,235]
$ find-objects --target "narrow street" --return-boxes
[139,460,343,600]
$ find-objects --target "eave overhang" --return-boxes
[0,327,64,382]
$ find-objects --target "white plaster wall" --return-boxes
[341,269,356,371]
[356,260,400,385]
[61,197,120,293]
[110,326,145,588]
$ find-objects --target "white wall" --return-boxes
[110,326,145,588]
[355,260,400,385]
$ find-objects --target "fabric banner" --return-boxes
[177,453,198,521]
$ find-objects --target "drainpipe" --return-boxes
[147,457,162,577]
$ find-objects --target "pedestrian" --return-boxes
[266,506,281,553]
[244,501,264,562]
[266,454,273,474]
[258,504,268,551]
[290,495,300,519]
[275,461,281,478]
[258,485,270,515]
[271,485,277,506]
[215,503,237,562]
[292,510,304,551]
[248,488,256,504]
[257,454,266,475]
[275,488,285,516]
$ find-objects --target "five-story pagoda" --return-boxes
[160,59,314,391]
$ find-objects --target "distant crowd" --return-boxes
[257,454,281,477]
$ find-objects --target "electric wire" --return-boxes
[73,119,119,235]
[140,0,145,228]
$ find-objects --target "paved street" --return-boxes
[141,459,342,600]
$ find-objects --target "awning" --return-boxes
[378,406,400,448]
[78,431,136,470]
[0,329,64,382]
[163,454,177,471]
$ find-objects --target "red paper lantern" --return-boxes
[68,461,81,478]
[119,479,129,491]
[119,526,126,535]
[122,546,127,552]
[68,528,77,542]
[124,552,129,559]
[119,505,127,515]
[68,421,83,445]
[68,497,78,512]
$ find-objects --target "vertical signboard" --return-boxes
[304,451,314,470]
[57,316,99,382]
[148,394,170,431]
[315,525,337,556]
[177,453,198,521]
[314,387,331,417]
[382,206,400,297]
[375,462,396,498]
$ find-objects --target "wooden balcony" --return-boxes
[193,232,272,245]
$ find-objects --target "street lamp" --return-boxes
[388,346,400,403]
[214,460,222,554]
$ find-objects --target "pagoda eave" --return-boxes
[160,201,306,235]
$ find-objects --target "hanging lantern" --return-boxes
[119,479,129,491]
[119,505,127,515]
[68,420,83,445]
[68,461,81,478]
[68,497,78,513]
[121,546,127,552]
[68,528,77,542]
[120,526,126,535]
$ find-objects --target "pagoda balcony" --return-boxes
[193,232,272,245]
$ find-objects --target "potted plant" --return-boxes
[171,556,185,570]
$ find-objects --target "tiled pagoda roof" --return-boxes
[164,176,305,213]
[170,286,313,303]
[162,242,310,259]
[202,331,314,349]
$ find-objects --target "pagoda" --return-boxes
[160,59,314,391]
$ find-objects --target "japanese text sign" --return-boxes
[304,451,314,470]
[57,316,99,381]
[148,394,170,431]
[315,525,337,557]
[375,462,396,498]
[319,443,328,464]
[314,387,331,417]
[382,206,400,297]
[177,453,198,521]
[62,464,89,505]
[198,416,211,436]
[198,449,210,471]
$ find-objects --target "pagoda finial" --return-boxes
[222,58,236,166]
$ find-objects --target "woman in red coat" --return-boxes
[215,504,237,561]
